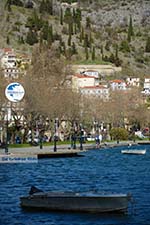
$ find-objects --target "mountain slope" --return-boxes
[0,0,150,77]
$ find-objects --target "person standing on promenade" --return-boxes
[95,133,102,148]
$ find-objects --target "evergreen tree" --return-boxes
[26,11,43,31]
[100,45,103,58]
[114,57,122,67]
[47,25,53,46]
[68,21,73,35]
[6,14,10,22]
[89,32,93,48]
[92,46,95,61]
[86,17,91,30]
[11,0,23,7]
[60,8,63,25]
[105,41,110,51]
[72,42,77,55]
[115,44,119,58]
[6,36,10,45]
[62,41,66,55]
[39,0,53,15]
[84,33,90,48]
[85,46,89,60]
[64,8,72,24]
[127,15,134,42]
[5,0,12,12]
[74,8,82,31]
[68,33,71,46]
[46,0,53,15]
[74,23,77,35]
[25,0,34,8]
[80,26,84,43]
[120,40,130,52]
[145,36,150,52]
[73,8,76,21]
[66,47,72,60]
[18,36,24,44]
[26,29,38,45]
[109,53,115,63]
[42,21,49,40]
[39,0,45,13]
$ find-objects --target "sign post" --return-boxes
[5,82,25,153]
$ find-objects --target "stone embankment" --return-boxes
[0,140,149,159]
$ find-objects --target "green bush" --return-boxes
[120,40,130,52]
[110,127,129,141]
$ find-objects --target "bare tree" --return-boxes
[23,45,75,143]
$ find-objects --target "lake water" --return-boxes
[0,144,150,225]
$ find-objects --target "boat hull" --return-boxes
[121,149,146,155]
[20,193,130,213]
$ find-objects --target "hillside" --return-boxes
[0,0,150,77]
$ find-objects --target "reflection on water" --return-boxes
[0,145,150,225]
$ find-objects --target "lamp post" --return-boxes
[70,123,77,149]
[37,119,44,149]
[39,130,43,149]
[79,123,83,150]
[4,114,8,154]
[54,118,58,152]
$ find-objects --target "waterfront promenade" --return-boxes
[0,140,146,158]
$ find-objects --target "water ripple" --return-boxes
[0,145,150,225]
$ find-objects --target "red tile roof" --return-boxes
[110,79,125,83]
[3,48,13,53]
[74,74,95,79]
[84,70,98,72]
[81,85,107,89]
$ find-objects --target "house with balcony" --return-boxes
[0,48,30,78]
[126,77,140,87]
[142,77,150,95]
[3,67,19,79]
[109,79,127,91]
[1,48,17,68]
[80,85,109,100]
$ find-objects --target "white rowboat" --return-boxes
[121,149,146,155]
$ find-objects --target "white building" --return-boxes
[72,74,99,91]
[81,70,99,78]
[126,77,140,87]
[144,78,150,89]
[109,79,127,91]
[1,51,17,68]
[3,67,19,79]
[80,85,109,100]
[142,77,150,95]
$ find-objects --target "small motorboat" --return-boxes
[121,149,146,155]
[20,186,132,213]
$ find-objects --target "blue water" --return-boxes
[0,145,150,225]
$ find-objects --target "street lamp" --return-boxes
[5,116,8,154]
[54,118,58,152]
[79,124,83,150]
[70,123,77,149]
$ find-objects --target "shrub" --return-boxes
[110,127,129,141]
[120,40,130,52]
